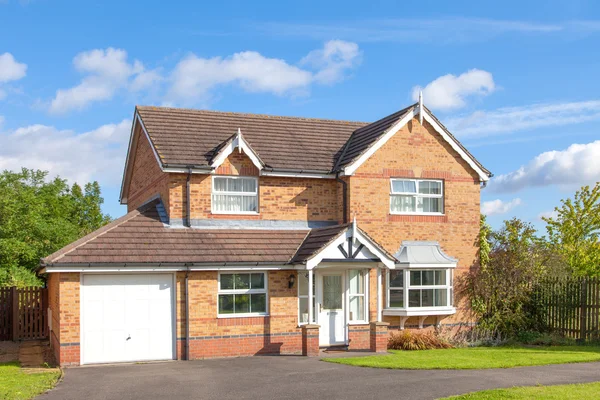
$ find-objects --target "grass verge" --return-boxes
[441,381,600,399]
[0,362,60,400]
[323,345,600,370]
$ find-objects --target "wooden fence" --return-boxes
[0,287,48,341]
[533,277,600,342]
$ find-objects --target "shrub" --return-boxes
[388,330,453,351]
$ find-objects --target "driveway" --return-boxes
[40,356,600,400]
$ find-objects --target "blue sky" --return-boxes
[1,0,599,233]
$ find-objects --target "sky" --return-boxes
[1,0,599,233]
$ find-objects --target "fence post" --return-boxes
[580,278,588,342]
[11,287,18,341]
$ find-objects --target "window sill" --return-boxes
[217,313,269,319]
[383,307,456,317]
[389,212,445,216]
[211,211,260,216]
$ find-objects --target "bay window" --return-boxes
[386,269,453,310]
[218,272,267,316]
[390,179,443,214]
[212,176,258,214]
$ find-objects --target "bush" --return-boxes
[516,331,575,346]
[388,330,453,351]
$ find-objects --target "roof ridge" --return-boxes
[41,200,159,265]
[136,105,368,125]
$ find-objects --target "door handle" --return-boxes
[126,335,131,341]
[319,303,322,313]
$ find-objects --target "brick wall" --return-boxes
[179,270,303,359]
[55,273,80,366]
[167,152,339,222]
[127,125,170,212]
[349,117,481,325]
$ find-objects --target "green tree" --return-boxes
[544,182,600,277]
[0,168,111,287]
[467,217,549,337]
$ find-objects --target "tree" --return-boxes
[544,182,600,277]
[467,217,549,337]
[0,168,111,287]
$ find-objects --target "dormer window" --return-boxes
[390,179,443,215]
[212,176,258,214]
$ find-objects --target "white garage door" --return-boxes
[81,274,175,364]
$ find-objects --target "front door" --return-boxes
[318,272,345,346]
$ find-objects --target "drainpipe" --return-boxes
[185,264,191,361]
[185,167,192,228]
[336,172,348,224]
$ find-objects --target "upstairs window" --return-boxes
[390,179,443,214]
[212,176,258,214]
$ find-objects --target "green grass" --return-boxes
[441,382,600,399]
[324,345,600,370]
[0,362,60,400]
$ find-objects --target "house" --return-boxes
[40,98,491,366]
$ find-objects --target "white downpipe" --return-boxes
[308,269,314,324]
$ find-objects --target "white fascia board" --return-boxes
[260,171,335,179]
[342,108,416,176]
[162,167,212,174]
[210,132,264,171]
[421,110,490,182]
[43,264,293,273]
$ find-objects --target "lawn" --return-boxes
[323,345,600,369]
[0,362,60,400]
[441,381,600,399]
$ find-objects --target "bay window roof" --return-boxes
[394,241,457,268]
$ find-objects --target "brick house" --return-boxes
[41,99,491,366]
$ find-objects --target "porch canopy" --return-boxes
[290,220,396,323]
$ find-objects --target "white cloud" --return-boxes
[301,40,362,84]
[412,69,495,111]
[0,52,27,82]
[166,40,361,105]
[49,48,160,114]
[538,210,559,220]
[481,198,522,216]
[447,100,600,138]
[491,141,600,193]
[0,119,131,186]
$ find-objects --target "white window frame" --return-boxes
[389,178,444,215]
[347,269,369,325]
[217,271,268,318]
[386,269,453,311]
[298,272,316,326]
[211,175,259,215]
[386,269,405,308]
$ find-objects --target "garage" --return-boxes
[80,274,175,365]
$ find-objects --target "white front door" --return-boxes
[318,272,346,346]
[81,274,175,364]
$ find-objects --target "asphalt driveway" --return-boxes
[40,356,600,400]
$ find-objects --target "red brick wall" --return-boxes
[179,270,304,359]
[348,324,370,350]
[167,152,339,222]
[126,125,170,212]
[349,117,481,325]
[52,273,80,366]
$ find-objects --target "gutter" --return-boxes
[336,172,348,224]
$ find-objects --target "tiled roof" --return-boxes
[42,200,310,265]
[290,224,351,263]
[136,106,366,173]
